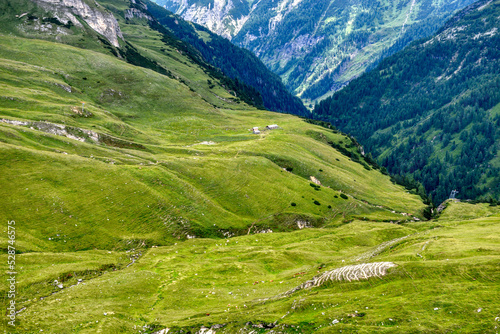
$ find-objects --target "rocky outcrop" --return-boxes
[31,0,123,47]
[181,0,249,40]
[125,8,153,21]
[161,0,305,41]
[1,117,146,149]
[1,118,100,143]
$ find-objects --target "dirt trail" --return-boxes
[354,235,410,262]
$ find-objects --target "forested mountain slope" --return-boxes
[313,0,500,204]
[153,0,475,105]
[143,0,308,115]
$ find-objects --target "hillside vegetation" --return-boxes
[0,1,428,329]
[0,28,427,249]
[143,0,308,116]
[0,0,427,248]
[3,197,500,333]
[154,0,475,105]
[0,0,498,333]
[314,0,500,204]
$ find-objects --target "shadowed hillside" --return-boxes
[314,0,500,203]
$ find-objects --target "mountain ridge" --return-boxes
[142,0,309,115]
[153,0,477,104]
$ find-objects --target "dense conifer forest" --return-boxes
[313,0,500,204]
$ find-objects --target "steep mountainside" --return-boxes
[1,1,499,333]
[0,0,427,249]
[142,0,308,115]
[153,0,475,105]
[0,0,308,115]
[313,0,500,204]
[0,0,270,108]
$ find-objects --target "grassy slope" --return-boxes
[0,8,427,330]
[3,202,499,333]
[4,1,492,332]
[0,27,425,253]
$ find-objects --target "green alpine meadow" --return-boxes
[0,0,499,333]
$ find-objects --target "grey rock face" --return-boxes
[125,8,153,21]
[32,0,123,47]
